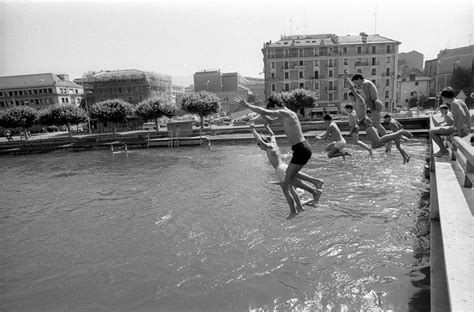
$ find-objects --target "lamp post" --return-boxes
[206,80,210,92]
[84,90,93,134]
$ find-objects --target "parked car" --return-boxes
[142,122,157,130]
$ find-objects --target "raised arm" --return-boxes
[250,126,272,148]
[233,96,288,119]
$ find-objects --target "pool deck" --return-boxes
[429,131,473,311]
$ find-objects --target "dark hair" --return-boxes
[366,109,371,114]
[383,114,391,119]
[323,114,332,121]
[344,104,353,109]
[351,74,364,81]
[440,88,455,99]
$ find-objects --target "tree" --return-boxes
[89,99,133,134]
[450,67,470,92]
[181,91,221,130]
[134,97,177,131]
[285,88,318,112]
[0,106,38,140]
[39,104,88,137]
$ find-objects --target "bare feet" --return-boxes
[311,189,322,204]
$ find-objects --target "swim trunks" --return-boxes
[333,139,346,150]
[357,118,373,131]
[290,140,312,165]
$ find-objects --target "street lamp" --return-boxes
[206,80,210,91]
[83,90,93,134]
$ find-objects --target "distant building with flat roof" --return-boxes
[0,73,84,111]
[74,69,172,106]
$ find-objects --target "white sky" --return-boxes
[0,0,473,85]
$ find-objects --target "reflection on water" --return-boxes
[0,139,430,311]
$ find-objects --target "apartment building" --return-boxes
[424,45,474,97]
[0,73,84,111]
[193,70,264,114]
[74,69,172,106]
[261,33,400,115]
[397,67,431,107]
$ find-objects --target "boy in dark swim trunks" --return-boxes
[234,95,313,219]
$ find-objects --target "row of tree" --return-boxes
[0,88,318,138]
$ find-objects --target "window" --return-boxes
[119,87,122,94]
[314,60,319,67]
[357,46,362,54]
[328,70,333,78]
[415,81,419,86]
[372,46,376,54]
[271,72,275,78]
[271,83,276,92]
[386,45,391,53]
[386,56,390,64]
[343,58,348,65]
[314,81,319,89]
[343,92,348,100]
[299,60,304,66]
[371,68,376,75]
[372,57,376,65]
[357,68,362,73]
[299,71,304,79]
[328,93,333,101]
[284,61,289,69]
[314,71,319,79]
[299,82,304,88]
[271,62,275,69]
[385,79,390,87]
[328,81,333,89]
[284,83,290,91]
[385,90,389,98]
[386,68,390,76]
[343,47,347,54]
[284,72,289,79]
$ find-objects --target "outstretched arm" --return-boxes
[233,95,287,119]
[250,126,272,148]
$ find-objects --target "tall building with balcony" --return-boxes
[0,73,84,111]
[74,69,172,107]
[261,33,401,115]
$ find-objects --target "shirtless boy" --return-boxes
[345,77,413,148]
[344,104,372,156]
[251,125,323,216]
[234,96,312,218]
[315,114,352,160]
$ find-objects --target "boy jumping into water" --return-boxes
[344,104,373,156]
[251,124,323,217]
[315,114,352,160]
[234,95,313,219]
[383,114,410,163]
[345,77,413,148]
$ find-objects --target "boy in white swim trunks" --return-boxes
[315,114,351,160]
[250,124,323,217]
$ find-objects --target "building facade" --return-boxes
[261,33,401,115]
[424,45,474,98]
[398,50,424,71]
[0,73,84,111]
[74,69,172,107]
[397,67,431,107]
[193,70,264,114]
